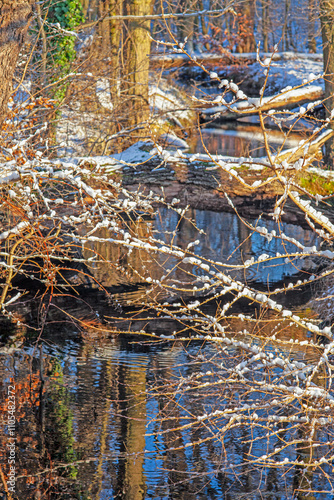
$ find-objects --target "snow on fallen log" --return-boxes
[273,129,334,165]
[0,130,330,186]
[150,51,323,68]
[201,85,324,121]
[78,130,333,173]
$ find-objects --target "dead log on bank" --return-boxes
[150,51,322,70]
[97,130,334,227]
[274,129,334,164]
[200,85,324,122]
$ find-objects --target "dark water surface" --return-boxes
[192,124,308,158]
[0,322,331,499]
[80,207,318,308]
[0,131,333,499]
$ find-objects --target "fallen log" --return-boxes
[83,130,332,206]
[200,85,324,121]
[76,129,333,182]
[150,51,322,69]
[274,129,334,164]
[113,131,334,230]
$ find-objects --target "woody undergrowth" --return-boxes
[1,43,334,497]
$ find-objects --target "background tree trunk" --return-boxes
[123,0,152,129]
[236,1,256,53]
[261,0,269,52]
[283,0,290,50]
[319,0,334,168]
[99,0,110,54]
[0,0,33,124]
[307,0,317,53]
[109,0,123,104]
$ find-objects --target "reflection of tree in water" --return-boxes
[114,364,147,500]
[0,352,89,499]
[1,318,333,500]
[147,358,201,498]
[44,359,77,467]
[145,338,334,499]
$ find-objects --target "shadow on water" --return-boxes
[4,205,318,334]
[59,207,317,308]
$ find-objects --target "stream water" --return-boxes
[0,127,333,499]
[1,329,330,499]
[192,124,308,158]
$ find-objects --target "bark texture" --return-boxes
[0,0,33,124]
[320,0,334,168]
[109,0,123,103]
[307,0,317,53]
[124,0,152,128]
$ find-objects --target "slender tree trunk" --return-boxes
[199,0,210,50]
[320,0,334,168]
[109,0,123,102]
[99,0,110,56]
[261,0,269,52]
[0,1,33,124]
[124,0,152,129]
[81,0,90,18]
[177,0,195,53]
[87,0,98,21]
[282,0,290,51]
[308,0,317,53]
[35,2,48,88]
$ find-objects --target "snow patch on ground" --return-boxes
[247,55,324,95]
[108,141,155,164]
[53,53,325,157]
[57,79,192,157]
[149,84,193,123]
[158,132,189,149]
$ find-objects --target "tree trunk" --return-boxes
[109,0,123,103]
[123,0,152,129]
[0,1,33,124]
[81,0,90,18]
[307,0,317,53]
[176,0,195,53]
[236,1,256,53]
[199,0,210,50]
[35,2,48,88]
[261,0,269,52]
[99,0,110,56]
[319,0,334,168]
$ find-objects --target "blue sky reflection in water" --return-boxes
[0,209,330,499]
[154,207,318,284]
[1,327,332,499]
[193,126,307,159]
